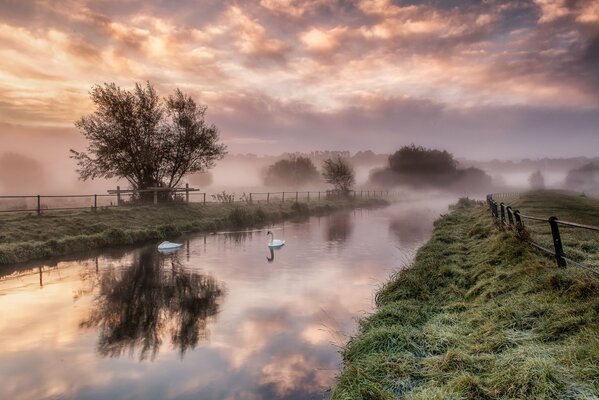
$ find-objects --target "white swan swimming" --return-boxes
[267,230,285,248]
[158,241,183,251]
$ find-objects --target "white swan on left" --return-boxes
[158,241,183,251]
[267,231,285,248]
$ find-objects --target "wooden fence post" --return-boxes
[282,192,285,202]
[116,186,121,206]
[506,206,514,227]
[267,192,270,204]
[203,193,206,204]
[549,217,567,268]
[185,183,190,203]
[37,195,41,215]
[296,191,298,202]
[94,194,97,211]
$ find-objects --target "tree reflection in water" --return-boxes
[80,249,224,361]
[325,211,354,245]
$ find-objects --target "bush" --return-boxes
[449,197,481,210]
[264,156,320,186]
[291,201,309,215]
[228,207,254,227]
[369,144,492,191]
[254,207,267,224]
[388,144,456,175]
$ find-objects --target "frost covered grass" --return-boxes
[333,193,599,399]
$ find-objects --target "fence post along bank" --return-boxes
[487,193,599,276]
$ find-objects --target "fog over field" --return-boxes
[1,123,596,196]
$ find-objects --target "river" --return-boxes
[0,199,453,400]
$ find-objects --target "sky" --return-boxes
[0,0,598,158]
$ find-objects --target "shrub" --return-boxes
[264,156,320,186]
[228,207,254,227]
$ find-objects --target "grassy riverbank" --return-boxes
[0,198,386,265]
[333,193,599,399]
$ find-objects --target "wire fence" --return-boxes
[486,193,599,276]
[0,186,391,215]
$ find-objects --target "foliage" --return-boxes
[228,207,254,227]
[389,144,457,175]
[71,82,226,194]
[370,144,492,191]
[322,157,355,192]
[291,201,309,215]
[529,170,545,189]
[264,156,320,187]
[211,191,234,203]
[449,197,482,210]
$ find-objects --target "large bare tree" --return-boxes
[71,82,226,197]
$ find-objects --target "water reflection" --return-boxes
[388,207,440,248]
[80,249,224,360]
[0,200,453,400]
[324,212,354,245]
[267,247,275,262]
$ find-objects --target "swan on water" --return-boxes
[158,241,183,251]
[267,230,285,248]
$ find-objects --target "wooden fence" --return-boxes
[487,193,599,276]
[0,187,390,214]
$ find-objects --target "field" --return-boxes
[508,190,599,268]
[0,197,386,265]
[332,192,599,399]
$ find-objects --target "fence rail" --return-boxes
[486,193,599,276]
[0,187,391,215]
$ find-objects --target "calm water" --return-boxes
[0,199,452,400]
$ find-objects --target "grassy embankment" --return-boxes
[0,198,386,265]
[333,191,599,399]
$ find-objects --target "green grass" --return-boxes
[0,198,386,265]
[332,194,599,400]
[508,190,599,268]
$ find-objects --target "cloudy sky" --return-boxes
[0,0,598,158]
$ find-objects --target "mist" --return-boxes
[1,123,597,198]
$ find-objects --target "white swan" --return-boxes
[267,230,285,248]
[158,241,183,251]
